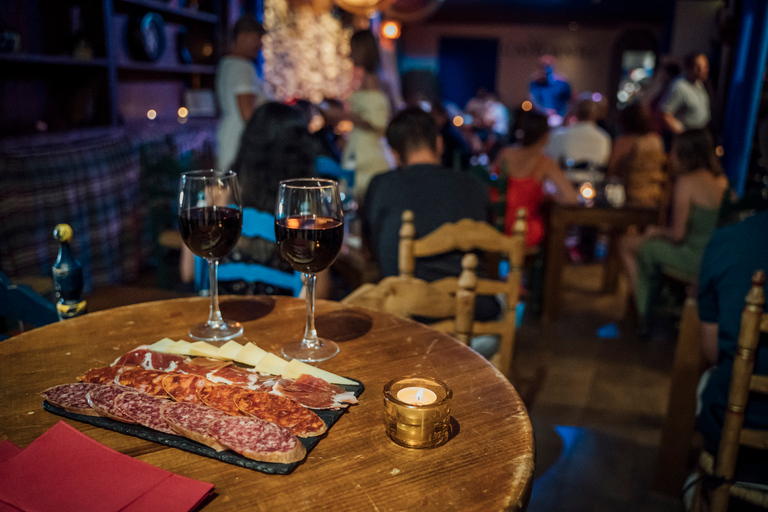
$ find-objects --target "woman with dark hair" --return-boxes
[180,102,317,293]
[619,129,728,326]
[493,109,579,248]
[326,30,394,196]
[607,103,668,208]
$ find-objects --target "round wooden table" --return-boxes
[0,296,534,511]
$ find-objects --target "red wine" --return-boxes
[275,215,343,273]
[179,206,242,259]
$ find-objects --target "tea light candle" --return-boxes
[383,376,452,449]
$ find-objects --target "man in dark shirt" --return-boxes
[362,107,497,319]
[697,210,768,482]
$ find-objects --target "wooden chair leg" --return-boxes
[653,291,705,496]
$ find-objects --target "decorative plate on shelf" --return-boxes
[127,12,166,62]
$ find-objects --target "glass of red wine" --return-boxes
[275,178,344,362]
[178,170,243,344]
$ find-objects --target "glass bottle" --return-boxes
[52,224,87,320]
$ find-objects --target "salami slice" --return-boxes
[275,374,358,410]
[78,365,125,385]
[234,389,327,438]
[162,374,209,404]
[198,384,245,416]
[86,385,137,423]
[113,347,188,372]
[40,383,102,416]
[114,392,174,434]
[118,367,170,397]
[207,415,306,464]
[160,402,228,451]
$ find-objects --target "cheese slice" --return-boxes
[234,342,267,367]
[165,340,193,356]
[189,341,223,358]
[282,359,356,386]
[148,338,176,353]
[255,353,289,376]
[217,340,244,360]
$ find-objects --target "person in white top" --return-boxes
[661,52,711,134]
[215,15,271,171]
[545,96,612,168]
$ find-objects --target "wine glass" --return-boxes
[275,178,344,362]
[178,170,243,344]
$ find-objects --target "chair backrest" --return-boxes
[710,270,768,511]
[342,254,478,344]
[195,207,303,297]
[0,271,59,333]
[398,208,527,377]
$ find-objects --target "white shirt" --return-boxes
[545,121,612,168]
[215,56,270,170]
[661,77,711,131]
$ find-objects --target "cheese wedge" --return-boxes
[282,359,356,386]
[189,341,222,358]
[234,342,267,367]
[165,340,194,356]
[148,338,175,353]
[255,353,289,375]
[217,340,244,360]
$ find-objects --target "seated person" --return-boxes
[493,109,579,248]
[618,129,728,327]
[545,95,611,169]
[361,107,499,323]
[697,209,768,483]
[607,103,667,208]
[181,102,318,296]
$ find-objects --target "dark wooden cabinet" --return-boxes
[0,0,222,136]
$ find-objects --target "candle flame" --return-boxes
[414,388,424,404]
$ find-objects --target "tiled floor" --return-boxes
[512,264,684,511]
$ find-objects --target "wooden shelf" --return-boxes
[0,54,110,67]
[118,62,216,74]
[114,0,218,23]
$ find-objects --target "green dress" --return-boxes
[635,203,720,318]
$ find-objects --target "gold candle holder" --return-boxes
[383,376,452,449]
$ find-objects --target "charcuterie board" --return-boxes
[42,378,364,475]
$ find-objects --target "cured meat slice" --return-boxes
[78,365,125,385]
[40,383,102,416]
[113,347,188,372]
[114,392,174,434]
[162,374,209,404]
[234,389,327,438]
[198,384,245,416]
[207,415,306,464]
[118,367,170,398]
[86,385,137,423]
[275,374,358,410]
[207,365,275,391]
[177,358,231,377]
[160,402,228,451]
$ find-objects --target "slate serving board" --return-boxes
[43,378,364,475]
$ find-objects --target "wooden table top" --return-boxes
[0,296,534,512]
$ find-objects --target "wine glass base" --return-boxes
[282,338,339,363]
[188,320,243,346]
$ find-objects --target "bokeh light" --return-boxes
[178,107,189,118]
[521,101,533,112]
[147,109,157,120]
[716,145,724,157]
[453,115,464,127]
[381,21,401,40]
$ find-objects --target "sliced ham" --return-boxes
[275,374,358,410]
[113,346,188,372]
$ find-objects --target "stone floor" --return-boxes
[512,263,685,512]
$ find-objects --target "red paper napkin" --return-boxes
[0,421,213,512]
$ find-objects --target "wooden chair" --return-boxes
[342,254,478,344]
[398,209,527,377]
[691,270,768,512]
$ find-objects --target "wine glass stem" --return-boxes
[207,258,225,328]
[302,272,320,348]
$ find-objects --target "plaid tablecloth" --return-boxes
[0,131,145,292]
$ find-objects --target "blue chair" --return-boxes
[195,208,303,297]
[0,271,59,337]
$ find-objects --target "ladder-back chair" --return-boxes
[692,270,768,511]
[342,254,478,344]
[398,209,527,377]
